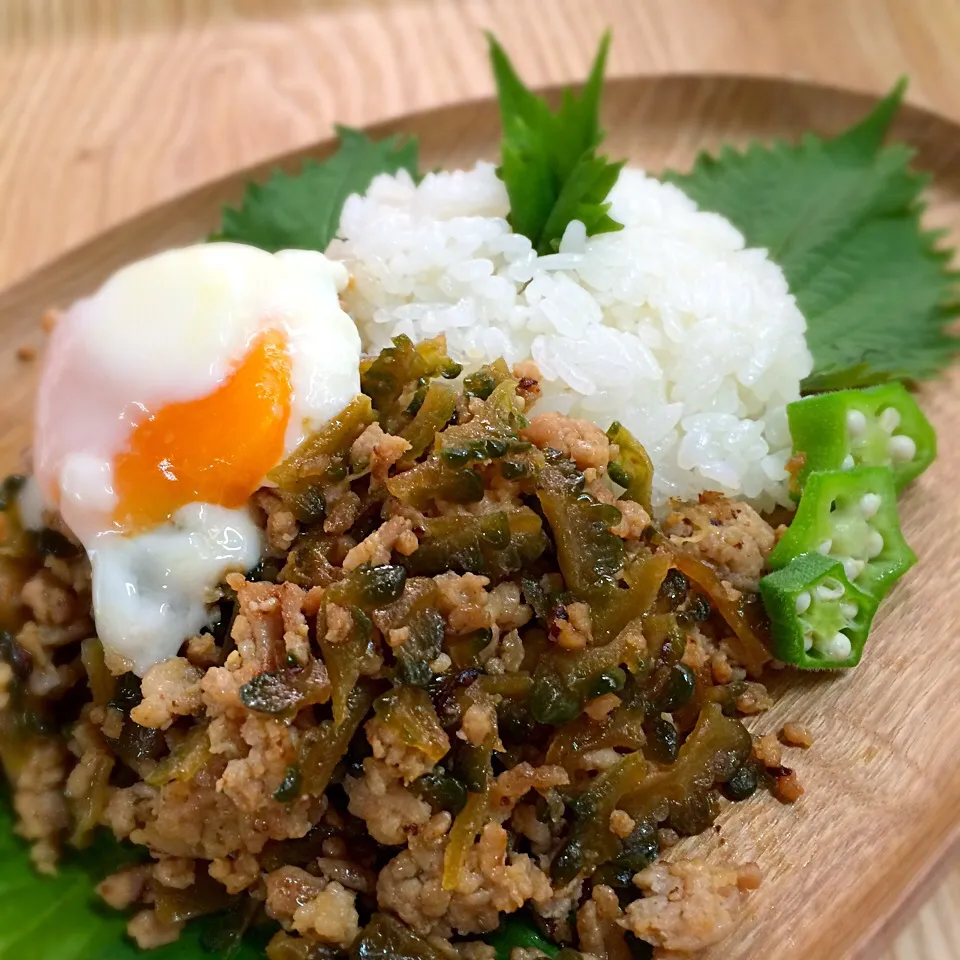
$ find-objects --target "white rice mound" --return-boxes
[328,162,813,510]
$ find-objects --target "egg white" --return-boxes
[90,504,262,675]
[31,242,363,674]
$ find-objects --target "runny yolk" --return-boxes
[113,329,293,531]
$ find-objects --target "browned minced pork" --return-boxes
[609,498,651,540]
[458,702,496,747]
[587,478,651,540]
[184,632,219,669]
[127,909,184,949]
[0,661,13,710]
[255,489,299,553]
[734,682,774,716]
[366,711,450,783]
[377,814,553,938]
[488,763,569,818]
[20,568,80,626]
[218,575,316,672]
[458,944,496,960]
[620,859,761,954]
[209,851,261,894]
[342,515,419,571]
[97,865,152,910]
[772,769,805,804]
[130,657,203,729]
[103,726,322,866]
[12,739,69,874]
[781,722,814,748]
[375,764,567,938]
[663,492,776,591]
[752,733,782,768]
[323,482,363,535]
[345,757,433,845]
[292,881,360,946]
[153,856,195,890]
[578,883,632,958]
[433,573,531,637]
[265,866,360,946]
[92,581,330,889]
[521,411,610,473]
[608,808,635,839]
[350,422,412,486]
[550,601,592,650]
[512,360,542,409]
[265,864,326,922]
[315,857,377,895]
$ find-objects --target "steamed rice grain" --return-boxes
[328,162,812,509]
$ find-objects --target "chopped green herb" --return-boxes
[667,80,960,390]
[237,670,304,715]
[488,32,624,254]
[273,765,302,803]
[212,126,419,252]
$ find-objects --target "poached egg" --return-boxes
[31,242,361,674]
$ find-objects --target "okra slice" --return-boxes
[768,466,916,601]
[759,553,879,669]
[787,382,936,494]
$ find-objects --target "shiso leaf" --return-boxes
[488,32,624,255]
[211,126,419,252]
[666,79,960,390]
[0,798,261,960]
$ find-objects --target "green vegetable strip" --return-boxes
[787,382,936,494]
[300,681,377,797]
[606,420,654,513]
[350,913,449,960]
[759,553,879,669]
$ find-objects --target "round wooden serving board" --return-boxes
[1,74,958,960]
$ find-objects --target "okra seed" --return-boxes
[817,632,852,661]
[841,454,856,470]
[859,493,881,519]
[795,591,811,614]
[841,602,858,619]
[816,579,844,602]
[843,557,865,581]
[818,539,833,556]
[879,407,901,433]
[888,434,916,463]
[865,530,884,559]
[802,630,814,652]
[846,409,867,435]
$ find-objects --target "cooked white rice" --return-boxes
[328,163,812,510]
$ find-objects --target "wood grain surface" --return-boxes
[2,4,960,958]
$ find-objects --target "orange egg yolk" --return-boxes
[113,329,293,531]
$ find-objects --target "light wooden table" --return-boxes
[1,2,958,956]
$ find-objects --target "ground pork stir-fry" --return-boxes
[0,336,796,959]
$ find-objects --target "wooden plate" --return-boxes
[2,74,959,960]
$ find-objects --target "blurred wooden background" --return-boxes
[1,1,958,956]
